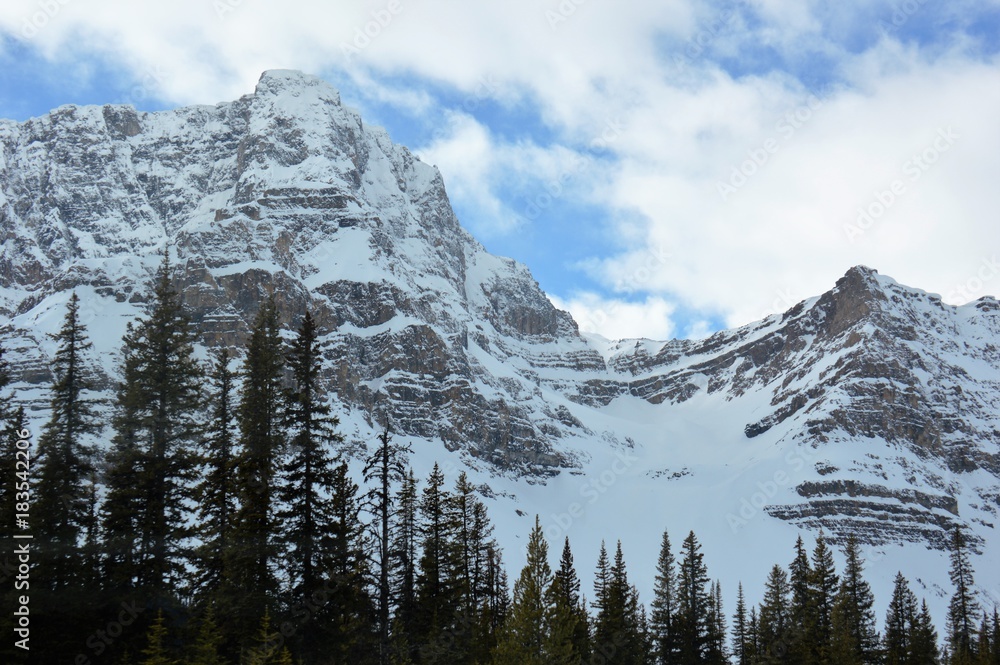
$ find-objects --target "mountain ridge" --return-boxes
[2,70,998,622]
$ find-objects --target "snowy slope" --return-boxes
[2,71,998,628]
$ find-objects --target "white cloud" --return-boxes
[550,293,677,342]
[1,0,998,337]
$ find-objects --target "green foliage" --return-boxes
[104,253,204,599]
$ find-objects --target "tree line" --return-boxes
[0,253,997,664]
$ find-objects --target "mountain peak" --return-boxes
[254,69,341,105]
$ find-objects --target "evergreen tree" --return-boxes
[494,517,554,665]
[759,564,792,664]
[733,583,751,665]
[323,462,377,663]
[651,529,677,664]
[363,420,411,665]
[230,297,285,641]
[787,535,812,663]
[481,542,510,661]
[911,599,940,665]
[675,531,712,664]
[947,526,981,664]
[884,572,918,665]
[277,310,350,661]
[189,605,228,665]
[194,349,237,606]
[591,542,618,662]
[831,536,879,665]
[553,537,591,662]
[103,252,204,601]
[747,606,761,664]
[414,463,464,664]
[706,580,728,664]
[244,610,290,665]
[34,292,101,591]
[390,469,419,664]
[807,531,839,664]
[141,610,176,665]
[452,471,500,662]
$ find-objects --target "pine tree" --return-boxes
[733,582,751,665]
[103,252,204,601]
[911,599,939,664]
[705,580,728,664]
[807,531,839,664]
[390,469,419,664]
[364,420,411,665]
[452,471,499,661]
[787,535,812,663]
[675,531,712,664]
[141,610,176,665]
[884,572,918,665]
[494,517,553,665]
[831,536,879,665]
[947,526,981,664]
[194,349,237,606]
[277,310,349,661]
[230,296,285,641]
[243,610,288,665]
[189,605,228,665]
[34,292,102,591]
[323,462,377,663]
[759,564,792,664]
[651,529,677,664]
[553,537,591,662]
[747,606,761,664]
[481,542,510,661]
[414,463,463,664]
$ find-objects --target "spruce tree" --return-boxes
[494,516,553,665]
[787,535,812,663]
[675,531,712,664]
[733,582,751,665]
[390,469,419,664]
[884,572,918,665]
[706,580,728,664]
[363,420,411,665]
[831,536,878,665]
[947,526,981,664]
[911,599,939,664]
[194,349,237,605]
[189,605,228,665]
[103,252,204,601]
[553,537,591,662]
[414,463,463,664]
[452,471,499,661]
[277,310,349,661]
[591,542,615,660]
[230,296,285,641]
[323,461,377,664]
[141,610,176,665]
[759,564,792,664]
[35,292,101,591]
[651,529,677,664]
[808,531,839,664]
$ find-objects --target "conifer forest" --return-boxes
[2,257,997,665]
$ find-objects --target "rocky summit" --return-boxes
[2,70,998,615]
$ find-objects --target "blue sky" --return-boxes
[1,0,998,340]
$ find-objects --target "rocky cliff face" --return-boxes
[2,70,999,608]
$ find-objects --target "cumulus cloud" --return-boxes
[1,0,998,337]
[550,293,677,342]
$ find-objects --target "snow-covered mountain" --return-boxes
[2,70,998,625]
